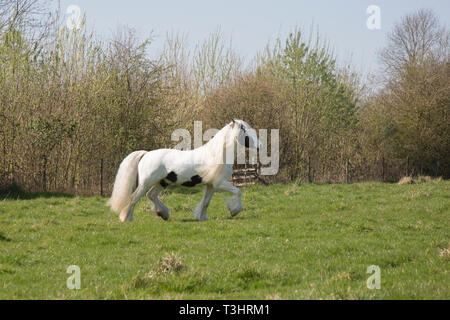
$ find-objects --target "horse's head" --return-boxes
[231,119,261,150]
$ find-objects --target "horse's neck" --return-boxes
[202,125,235,164]
[196,125,235,184]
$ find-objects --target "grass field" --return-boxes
[0,180,449,299]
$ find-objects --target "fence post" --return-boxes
[43,155,47,192]
[381,157,385,182]
[435,159,440,177]
[406,155,409,176]
[100,158,104,197]
[345,158,349,184]
[308,156,311,183]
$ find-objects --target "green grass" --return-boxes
[0,181,449,299]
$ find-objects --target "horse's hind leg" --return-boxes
[119,183,148,222]
[146,185,170,220]
[146,186,157,213]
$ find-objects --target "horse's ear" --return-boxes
[231,119,236,127]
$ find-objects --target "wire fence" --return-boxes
[0,154,445,196]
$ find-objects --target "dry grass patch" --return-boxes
[398,176,413,185]
[438,245,450,260]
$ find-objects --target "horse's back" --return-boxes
[138,148,203,186]
[138,148,189,174]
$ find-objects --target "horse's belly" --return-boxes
[161,151,204,187]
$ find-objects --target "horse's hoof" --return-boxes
[119,210,131,222]
[230,210,241,217]
[226,198,242,217]
[156,211,169,221]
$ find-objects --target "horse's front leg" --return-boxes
[214,180,242,217]
[194,185,214,221]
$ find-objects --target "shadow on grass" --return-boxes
[180,218,200,223]
[179,215,250,223]
[0,232,12,242]
[0,184,75,200]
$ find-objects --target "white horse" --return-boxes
[108,120,261,222]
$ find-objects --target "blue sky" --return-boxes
[58,0,450,76]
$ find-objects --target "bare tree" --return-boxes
[370,9,450,177]
[379,9,449,75]
[0,0,53,37]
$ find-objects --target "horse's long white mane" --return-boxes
[198,123,235,185]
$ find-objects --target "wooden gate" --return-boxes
[232,163,267,187]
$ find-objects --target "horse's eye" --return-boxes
[240,125,245,131]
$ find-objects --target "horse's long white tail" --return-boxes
[107,150,147,214]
